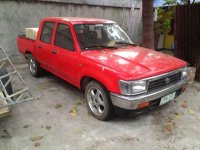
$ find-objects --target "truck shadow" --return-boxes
[40,71,84,98]
[27,69,173,122]
[112,103,172,122]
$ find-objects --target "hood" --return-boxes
[81,46,186,80]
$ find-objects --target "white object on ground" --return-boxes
[188,67,196,84]
[157,34,164,49]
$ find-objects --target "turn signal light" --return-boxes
[137,101,150,109]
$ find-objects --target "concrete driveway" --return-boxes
[0,62,200,150]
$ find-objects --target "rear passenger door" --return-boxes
[53,23,78,85]
[36,21,56,71]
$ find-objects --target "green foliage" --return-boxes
[163,0,178,6]
[163,0,196,5]
[155,0,198,34]
[180,0,190,4]
[155,8,173,34]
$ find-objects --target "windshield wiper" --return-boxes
[115,42,137,46]
[82,45,117,50]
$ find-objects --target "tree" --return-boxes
[179,0,196,4]
[142,0,154,49]
[163,0,197,5]
[155,8,172,34]
[163,0,178,5]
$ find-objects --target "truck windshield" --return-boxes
[74,24,135,50]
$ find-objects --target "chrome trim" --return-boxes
[145,67,185,81]
[110,78,188,110]
[118,80,148,96]
[118,66,186,96]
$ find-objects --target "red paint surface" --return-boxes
[17,17,187,94]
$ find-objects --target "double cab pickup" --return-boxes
[17,17,188,120]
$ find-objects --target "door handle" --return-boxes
[52,50,57,54]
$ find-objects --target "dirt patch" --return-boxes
[54,104,62,109]
[23,125,31,128]
[181,101,188,108]
[90,135,135,149]
[69,100,85,117]
[46,126,51,130]
[30,136,43,142]
[34,142,41,147]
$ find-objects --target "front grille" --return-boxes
[148,72,182,92]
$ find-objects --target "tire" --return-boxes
[85,81,114,121]
[0,68,13,96]
[27,54,43,77]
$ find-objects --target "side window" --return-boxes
[40,22,54,44]
[55,24,74,51]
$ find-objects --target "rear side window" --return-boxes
[40,22,54,44]
[54,24,74,51]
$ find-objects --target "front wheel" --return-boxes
[85,81,114,121]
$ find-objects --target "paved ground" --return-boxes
[0,62,200,150]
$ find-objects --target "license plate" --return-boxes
[159,92,176,106]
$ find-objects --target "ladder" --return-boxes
[0,48,33,113]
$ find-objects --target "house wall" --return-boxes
[0,0,142,56]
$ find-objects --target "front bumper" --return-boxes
[110,78,188,110]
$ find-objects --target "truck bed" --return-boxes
[17,35,35,56]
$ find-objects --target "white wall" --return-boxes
[0,0,142,55]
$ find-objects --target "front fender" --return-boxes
[78,65,121,94]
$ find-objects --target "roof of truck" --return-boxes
[43,17,115,24]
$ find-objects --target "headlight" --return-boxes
[119,80,147,95]
[181,67,188,79]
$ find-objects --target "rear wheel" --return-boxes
[27,54,43,77]
[85,81,114,121]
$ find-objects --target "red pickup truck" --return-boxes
[17,17,188,120]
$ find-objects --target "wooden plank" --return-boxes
[0,92,10,116]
